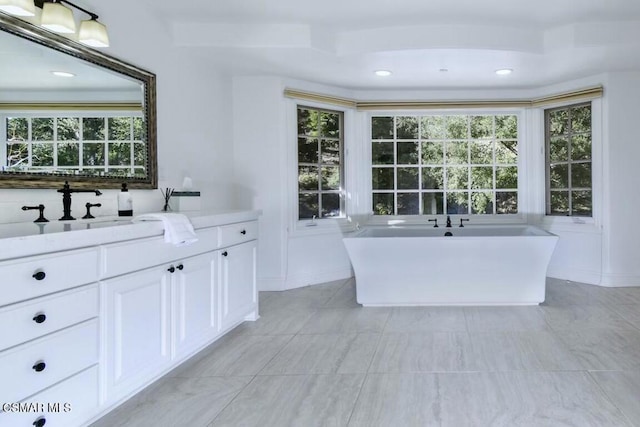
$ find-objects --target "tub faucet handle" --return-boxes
[428,218,439,228]
[460,218,469,227]
[446,215,452,227]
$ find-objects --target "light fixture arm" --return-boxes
[34,0,99,20]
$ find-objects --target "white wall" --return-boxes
[601,72,640,286]
[0,0,236,223]
[231,72,640,290]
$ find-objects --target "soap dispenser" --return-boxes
[118,183,133,216]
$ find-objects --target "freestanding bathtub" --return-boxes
[343,225,558,306]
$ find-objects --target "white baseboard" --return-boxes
[599,273,640,287]
[547,265,602,286]
[258,276,287,291]
[283,267,353,291]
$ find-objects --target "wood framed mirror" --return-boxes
[0,12,157,189]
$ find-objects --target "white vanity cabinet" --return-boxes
[102,266,172,401]
[0,210,259,427]
[220,240,258,330]
[171,252,218,359]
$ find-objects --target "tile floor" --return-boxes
[91,278,640,427]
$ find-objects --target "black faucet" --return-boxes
[57,181,102,220]
[446,215,452,228]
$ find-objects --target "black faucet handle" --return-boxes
[82,202,102,219]
[460,218,470,227]
[446,215,452,227]
[22,204,49,223]
[428,218,439,228]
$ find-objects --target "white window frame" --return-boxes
[2,110,145,175]
[287,98,357,235]
[538,98,602,230]
[365,108,528,225]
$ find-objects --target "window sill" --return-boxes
[290,217,357,237]
[541,216,600,233]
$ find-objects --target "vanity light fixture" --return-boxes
[375,70,392,77]
[0,0,35,16]
[495,68,513,75]
[40,0,76,34]
[35,0,109,47]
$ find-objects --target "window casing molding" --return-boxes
[538,98,602,230]
[287,98,357,236]
[365,109,527,223]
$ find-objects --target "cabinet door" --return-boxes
[172,252,218,359]
[220,240,257,331]
[102,267,171,401]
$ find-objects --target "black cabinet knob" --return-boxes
[33,313,47,324]
[32,361,46,372]
[240,229,247,235]
[32,271,46,281]
[176,264,184,270]
[33,417,46,427]
[221,251,228,257]
[167,266,176,273]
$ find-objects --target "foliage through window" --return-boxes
[297,106,344,219]
[545,103,592,216]
[371,114,519,215]
[4,114,146,178]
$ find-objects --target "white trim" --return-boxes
[287,97,355,236]
[284,267,353,290]
[547,267,602,286]
[600,273,640,287]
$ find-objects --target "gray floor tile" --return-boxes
[369,332,485,373]
[556,329,640,370]
[260,333,379,375]
[470,331,583,371]
[590,370,640,427]
[348,373,441,426]
[544,279,597,306]
[90,376,252,427]
[236,307,317,335]
[608,304,640,331]
[321,279,360,308]
[589,286,640,306]
[349,372,630,427]
[384,306,468,333]
[541,304,636,330]
[169,334,292,377]
[210,374,365,427]
[298,307,390,334]
[464,307,549,332]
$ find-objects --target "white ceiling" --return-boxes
[143,0,640,89]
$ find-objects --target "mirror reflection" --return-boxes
[0,12,156,188]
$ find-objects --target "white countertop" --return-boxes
[0,210,261,261]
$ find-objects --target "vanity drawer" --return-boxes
[102,226,219,278]
[0,319,98,404]
[0,248,99,307]
[0,284,98,352]
[0,366,99,427]
[219,221,258,248]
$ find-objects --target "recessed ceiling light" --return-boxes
[439,68,449,72]
[51,71,76,78]
[495,68,513,76]
[375,70,392,77]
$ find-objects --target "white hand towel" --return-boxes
[133,213,198,246]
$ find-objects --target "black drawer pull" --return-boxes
[240,229,247,235]
[33,313,47,324]
[32,361,46,372]
[222,251,228,257]
[177,264,184,270]
[167,266,175,273]
[33,417,46,427]
[32,271,46,281]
